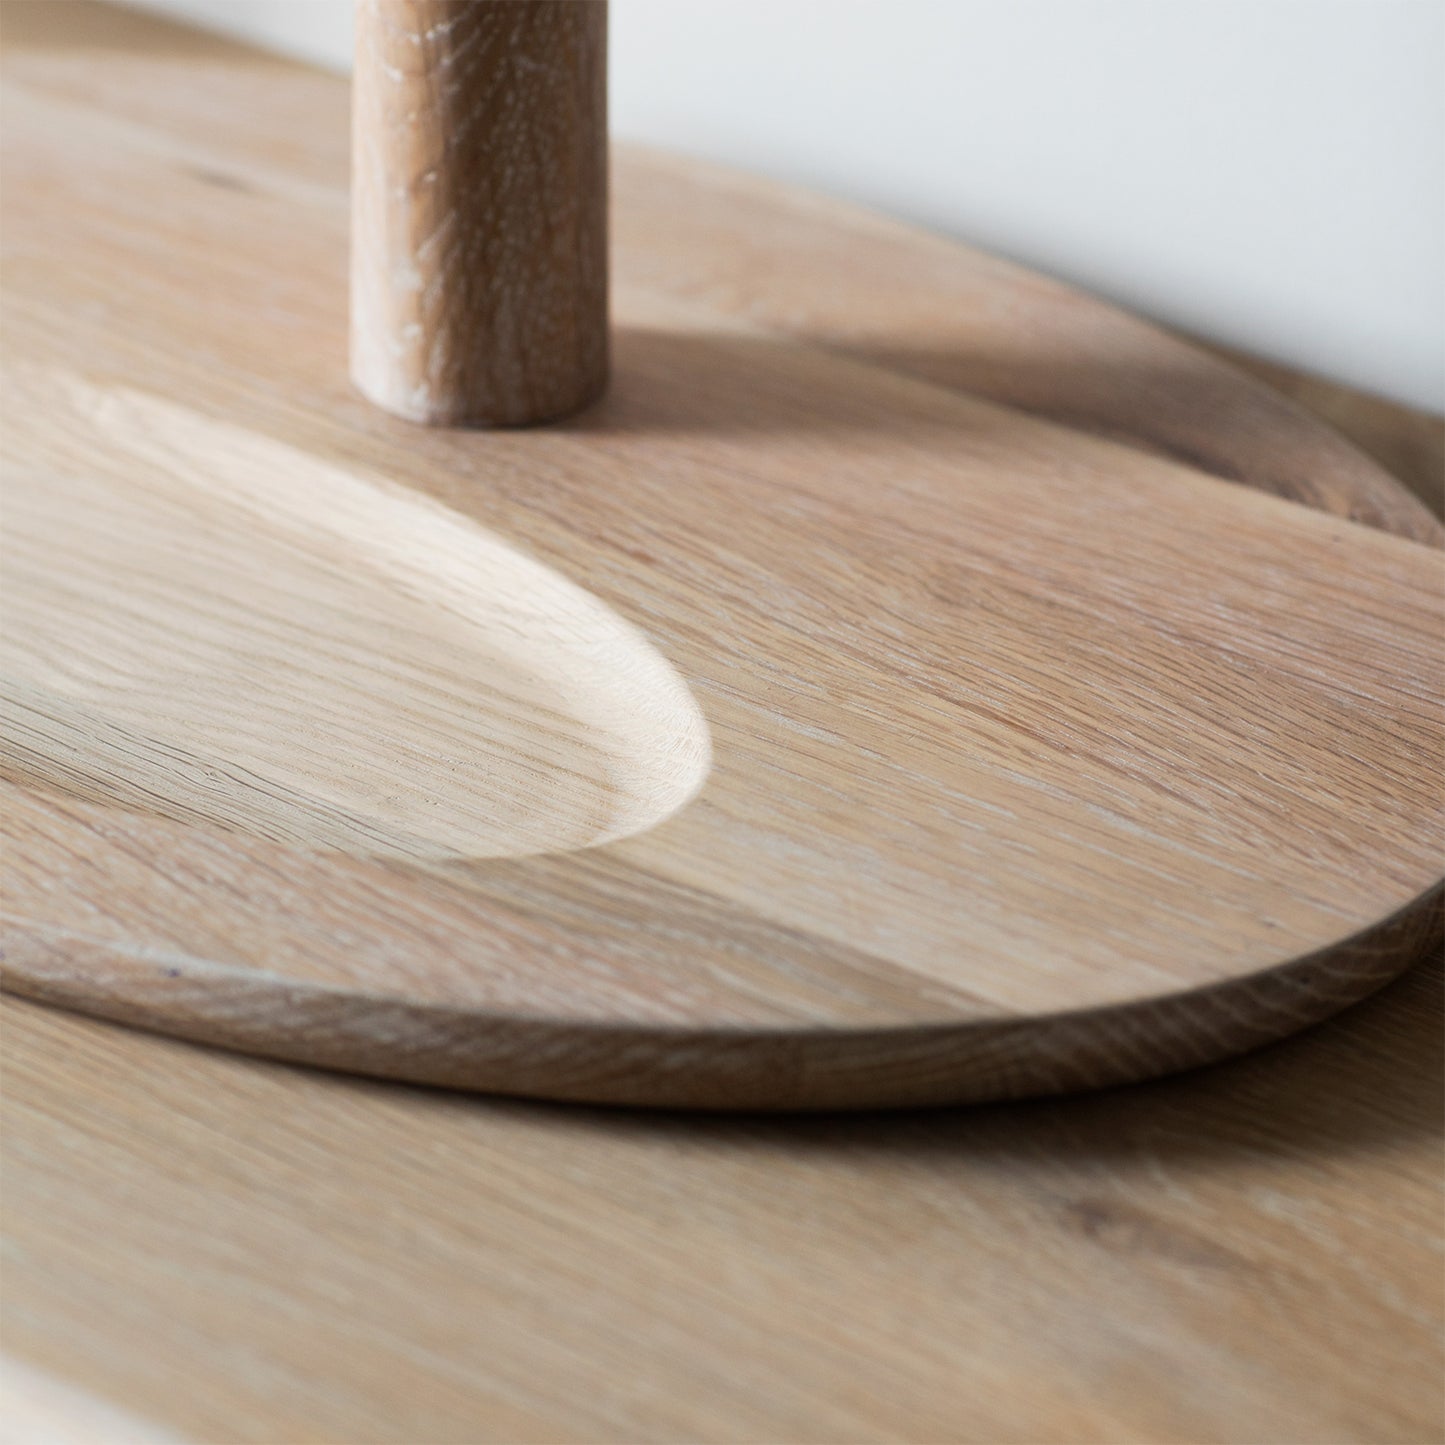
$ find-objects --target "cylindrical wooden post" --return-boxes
[351,0,608,427]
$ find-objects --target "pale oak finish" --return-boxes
[0,9,1442,1439]
[351,0,608,425]
[3,367,709,860]
[1,3,1442,1108]
[2,960,1441,1444]
[1211,341,1444,522]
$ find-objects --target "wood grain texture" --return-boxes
[1,1,1442,1109]
[351,0,608,424]
[2,965,1441,1445]
[0,12,1441,1440]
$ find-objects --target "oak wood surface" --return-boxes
[351,0,608,425]
[2,942,1442,1445]
[1,2,1442,1109]
[1210,341,1444,522]
[0,7,1442,1438]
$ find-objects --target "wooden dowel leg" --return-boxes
[350,0,608,427]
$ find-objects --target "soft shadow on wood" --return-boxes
[580,328,1441,544]
[430,941,1445,1164]
[26,921,1431,1163]
[7,943,1439,1169]
[851,338,1445,526]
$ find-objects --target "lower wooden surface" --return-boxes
[2,941,1441,1445]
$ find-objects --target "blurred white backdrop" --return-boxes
[122,0,1444,411]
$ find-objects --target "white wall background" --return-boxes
[124,0,1444,412]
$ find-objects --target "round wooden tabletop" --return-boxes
[2,14,1440,1106]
